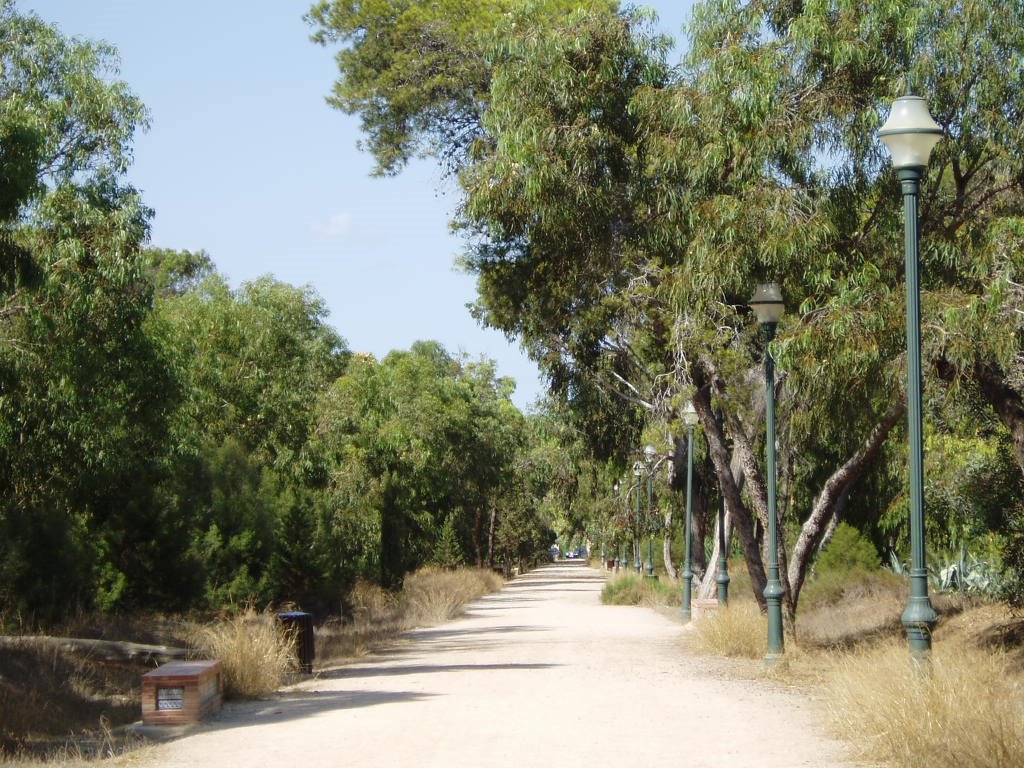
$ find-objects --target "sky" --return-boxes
[22,0,697,411]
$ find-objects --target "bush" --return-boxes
[816,523,880,573]
[190,608,294,699]
[601,574,680,607]
[824,639,1024,768]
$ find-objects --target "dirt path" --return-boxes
[142,563,857,767]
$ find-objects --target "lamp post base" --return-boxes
[763,652,786,670]
[902,594,938,659]
[716,572,730,606]
[681,572,693,623]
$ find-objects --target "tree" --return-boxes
[313,0,1024,613]
[0,3,172,619]
[309,341,526,591]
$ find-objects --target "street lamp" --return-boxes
[750,282,786,665]
[681,402,699,622]
[644,444,658,578]
[632,460,644,574]
[715,408,730,605]
[879,94,943,660]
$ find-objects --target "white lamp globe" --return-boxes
[878,95,943,169]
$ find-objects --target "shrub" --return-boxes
[190,607,294,699]
[601,574,681,607]
[824,639,1024,768]
[687,603,765,659]
[816,523,880,573]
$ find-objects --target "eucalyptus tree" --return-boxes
[311,0,1024,612]
[309,342,526,590]
[0,3,178,618]
[151,267,350,607]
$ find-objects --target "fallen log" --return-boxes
[0,635,188,665]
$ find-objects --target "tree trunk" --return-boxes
[693,380,767,608]
[473,506,484,567]
[691,466,710,582]
[726,407,795,620]
[662,450,677,579]
[697,512,733,599]
[787,401,904,614]
[487,504,497,569]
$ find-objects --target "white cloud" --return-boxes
[316,212,353,237]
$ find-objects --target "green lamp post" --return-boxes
[715,408,730,605]
[879,94,943,660]
[750,282,786,665]
[632,460,644,574]
[644,444,658,578]
[681,402,699,622]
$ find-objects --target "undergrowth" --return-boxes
[824,639,1024,768]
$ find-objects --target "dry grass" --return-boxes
[796,569,907,648]
[823,638,1024,768]
[189,608,294,699]
[401,567,504,624]
[686,602,766,659]
[316,567,504,663]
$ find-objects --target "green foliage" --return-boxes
[313,0,1024,617]
[433,512,465,569]
[306,0,617,175]
[817,523,881,574]
[601,573,679,607]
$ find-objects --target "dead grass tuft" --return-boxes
[686,602,765,659]
[401,567,504,624]
[824,638,1024,768]
[189,608,294,699]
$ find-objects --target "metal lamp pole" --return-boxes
[715,408,730,605]
[644,445,657,578]
[632,461,643,574]
[879,94,943,660]
[750,282,786,665]
[681,403,699,621]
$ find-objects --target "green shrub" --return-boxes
[817,523,881,573]
[601,574,680,607]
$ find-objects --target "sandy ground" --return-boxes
[141,563,858,768]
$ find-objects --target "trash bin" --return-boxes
[277,611,314,673]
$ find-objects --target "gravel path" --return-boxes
[143,563,857,768]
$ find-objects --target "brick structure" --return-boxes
[141,660,223,726]
[694,598,720,620]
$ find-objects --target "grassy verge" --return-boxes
[673,564,1024,768]
[824,638,1024,768]
[0,566,504,761]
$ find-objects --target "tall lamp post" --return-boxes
[613,481,622,571]
[681,402,699,621]
[632,460,644,574]
[879,94,943,659]
[644,444,657,578]
[750,282,786,665]
[715,408,730,605]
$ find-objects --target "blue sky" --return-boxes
[23,1,696,411]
